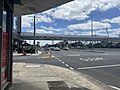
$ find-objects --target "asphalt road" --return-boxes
[53,49,120,89]
[13,49,120,89]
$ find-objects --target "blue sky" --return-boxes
[18,0,120,45]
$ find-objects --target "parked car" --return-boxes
[26,45,35,54]
[49,47,55,50]
[63,47,69,50]
[54,47,60,51]
[76,46,82,49]
[17,45,35,54]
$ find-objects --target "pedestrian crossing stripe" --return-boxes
[40,56,55,58]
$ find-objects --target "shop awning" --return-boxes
[14,0,73,16]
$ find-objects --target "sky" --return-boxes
[19,0,120,45]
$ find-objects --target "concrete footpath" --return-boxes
[9,62,113,90]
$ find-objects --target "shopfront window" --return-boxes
[1,10,9,88]
[13,17,17,32]
[3,11,6,32]
[0,1,13,89]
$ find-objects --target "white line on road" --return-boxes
[68,54,80,56]
[70,67,74,70]
[55,56,74,70]
[55,57,61,62]
[65,64,69,67]
[78,64,120,70]
[26,65,40,68]
[109,85,120,90]
[59,60,61,62]
[102,54,109,55]
[80,57,104,62]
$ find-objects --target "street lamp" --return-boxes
[106,27,110,50]
[83,11,94,52]
[90,14,94,52]
[83,11,100,52]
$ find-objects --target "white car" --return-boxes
[63,47,69,50]
[54,47,60,51]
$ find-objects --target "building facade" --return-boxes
[0,0,14,89]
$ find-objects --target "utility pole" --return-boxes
[83,10,94,52]
[52,40,54,45]
[29,15,37,47]
[33,15,36,47]
[119,32,120,38]
[106,27,110,50]
[106,27,109,38]
[91,15,94,52]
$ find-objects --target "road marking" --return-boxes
[70,67,74,70]
[26,65,40,68]
[55,57,62,62]
[109,85,120,90]
[55,56,74,70]
[78,64,120,70]
[80,57,104,62]
[65,64,69,67]
[102,54,109,55]
[40,56,55,58]
[59,60,61,61]
[68,54,80,56]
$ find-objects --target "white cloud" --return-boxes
[35,14,54,23]
[36,29,53,34]
[96,0,120,11]
[68,31,79,35]
[21,0,120,37]
[22,15,32,28]
[96,30,107,33]
[102,16,120,25]
[26,29,53,34]
[102,19,110,23]
[96,28,120,37]
[68,21,111,30]
[22,14,53,23]
[22,14,54,28]
[79,31,91,35]
[25,26,68,35]
[40,26,66,32]
[44,0,120,20]
[68,30,93,35]
[109,28,120,36]
[22,15,33,23]
[45,0,90,20]
[22,22,31,28]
